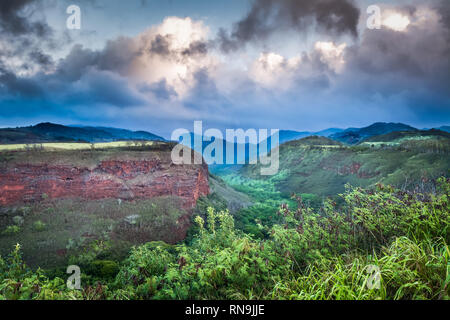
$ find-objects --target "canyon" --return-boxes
[0,146,210,248]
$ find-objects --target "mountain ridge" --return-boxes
[0,122,165,144]
[330,122,418,145]
[2,121,449,149]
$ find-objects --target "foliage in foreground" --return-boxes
[0,178,449,300]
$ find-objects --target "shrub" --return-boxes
[90,260,119,279]
[12,216,24,226]
[33,221,47,232]
[0,244,83,300]
[2,225,20,236]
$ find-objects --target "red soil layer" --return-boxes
[0,159,210,210]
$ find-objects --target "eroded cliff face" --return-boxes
[0,148,210,210]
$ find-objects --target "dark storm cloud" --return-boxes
[0,64,42,97]
[0,2,48,99]
[28,50,53,68]
[63,69,146,107]
[149,35,171,55]
[55,39,136,82]
[0,0,51,37]
[138,80,177,100]
[346,7,450,96]
[97,37,139,75]
[55,45,99,81]
[436,0,450,47]
[437,0,450,27]
[0,0,55,94]
[149,35,209,60]
[218,0,360,52]
[181,41,208,57]
[339,5,450,123]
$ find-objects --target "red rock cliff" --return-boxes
[0,149,210,209]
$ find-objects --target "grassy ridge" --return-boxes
[0,141,158,152]
[0,141,176,169]
[241,135,450,197]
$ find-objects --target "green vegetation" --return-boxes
[0,130,449,300]
[2,225,21,236]
[214,133,449,237]
[363,129,450,144]
[0,197,187,269]
[217,134,449,239]
[216,172,296,238]
[32,221,47,232]
[0,142,177,172]
[240,136,450,198]
[1,178,448,300]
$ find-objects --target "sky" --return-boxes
[0,0,449,138]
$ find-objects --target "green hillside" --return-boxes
[211,133,449,212]
[239,134,450,199]
[361,129,450,145]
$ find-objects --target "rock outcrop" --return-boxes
[0,148,210,210]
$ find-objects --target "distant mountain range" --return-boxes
[328,123,418,145]
[270,123,449,146]
[0,122,448,148]
[280,123,450,146]
[0,123,165,144]
[436,126,450,133]
[277,128,344,144]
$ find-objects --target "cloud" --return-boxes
[346,5,450,93]
[249,52,297,88]
[0,2,449,134]
[64,68,147,107]
[218,0,360,52]
[70,17,215,98]
[328,4,450,124]
[382,12,411,32]
[0,65,43,97]
[314,42,346,73]
[220,2,450,129]
[0,0,55,77]
[0,0,51,37]
[0,15,220,131]
[248,40,347,90]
